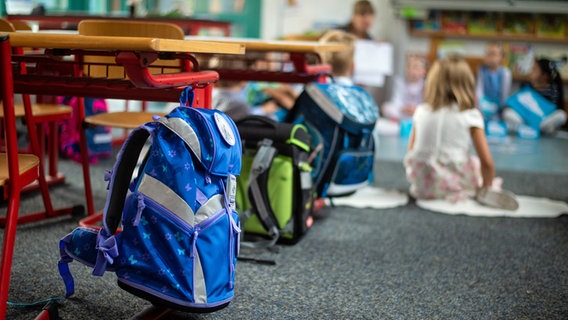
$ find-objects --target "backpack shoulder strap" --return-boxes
[103,87,195,234]
[242,138,280,249]
[102,124,155,234]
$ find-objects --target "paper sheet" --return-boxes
[353,40,393,87]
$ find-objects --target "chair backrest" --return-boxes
[77,19,186,79]
[78,19,184,39]
[9,20,32,31]
[0,19,16,32]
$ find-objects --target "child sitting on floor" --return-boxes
[503,56,567,134]
[382,54,427,121]
[404,54,518,210]
[476,42,512,121]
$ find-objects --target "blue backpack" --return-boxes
[58,87,242,312]
[288,82,379,198]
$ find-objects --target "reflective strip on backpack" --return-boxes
[306,83,344,124]
[195,194,225,225]
[194,251,207,303]
[157,117,202,162]
[138,174,195,226]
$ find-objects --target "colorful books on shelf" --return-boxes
[441,11,468,34]
[411,10,441,32]
[536,14,565,38]
[467,11,498,35]
[502,13,535,36]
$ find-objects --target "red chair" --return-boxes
[0,18,78,227]
[0,18,73,190]
[0,33,41,320]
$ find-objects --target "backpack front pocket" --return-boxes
[326,149,374,197]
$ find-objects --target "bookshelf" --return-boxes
[406,11,568,83]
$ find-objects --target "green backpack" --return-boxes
[235,116,314,246]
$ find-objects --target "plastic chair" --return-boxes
[0,33,40,320]
[7,20,32,31]
[0,19,77,226]
[0,20,78,228]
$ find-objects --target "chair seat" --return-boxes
[0,153,39,186]
[0,103,72,120]
[84,111,167,129]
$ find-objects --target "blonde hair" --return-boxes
[318,29,357,77]
[486,41,505,56]
[424,54,476,111]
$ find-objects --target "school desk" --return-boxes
[1,31,245,218]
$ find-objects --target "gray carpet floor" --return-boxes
[2,145,568,319]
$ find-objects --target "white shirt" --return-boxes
[332,76,355,86]
[407,103,484,164]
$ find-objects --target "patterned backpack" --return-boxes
[58,87,242,312]
[287,82,379,198]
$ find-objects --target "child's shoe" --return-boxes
[475,187,519,211]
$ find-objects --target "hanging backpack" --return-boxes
[287,82,379,198]
[59,96,112,164]
[235,115,314,246]
[57,87,242,313]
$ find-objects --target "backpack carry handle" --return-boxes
[236,115,278,129]
[237,115,295,145]
[179,86,195,107]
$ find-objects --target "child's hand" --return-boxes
[261,100,280,114]
[263,87,295,110]
[402,104,416,116]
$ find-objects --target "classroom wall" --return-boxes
[261,0,568,100]
[260,0,411,101]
